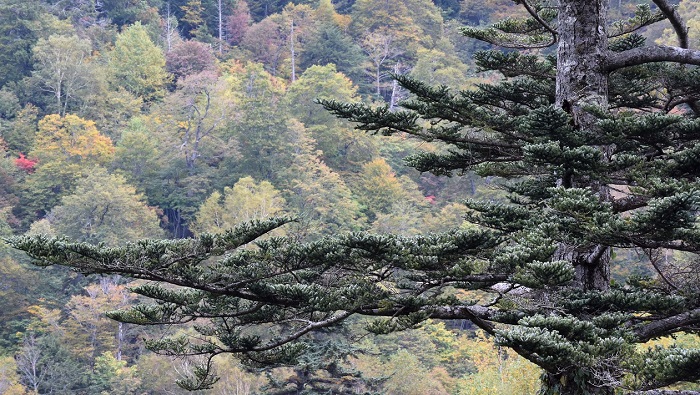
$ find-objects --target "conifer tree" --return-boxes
[8,1,700,394]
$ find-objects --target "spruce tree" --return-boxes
[8,1,700,394]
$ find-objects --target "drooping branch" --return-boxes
[643,248,679,292]
[520,0,558,42]
[246,311,355,353]
[651,0,689,49]
[606,46,700,71]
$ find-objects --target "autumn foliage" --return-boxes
[14,153,37,173]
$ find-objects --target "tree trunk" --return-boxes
[389,62,401,111]
[546,1,615,392]
[556,0,609,126]
[165,3,174,52]
[218,0,223,54]
[290,20,296,82]
[117,321,123,361]
[555,0,612,292]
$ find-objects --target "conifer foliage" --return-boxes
[8,1,700,394]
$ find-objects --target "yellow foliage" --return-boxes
[192,176,287,236]
[26,305,63,335]
[0,356,28,395]
[348,321,539,395]
[458,331,541,395]
[211,355,268,394]
[63,280,137,360]
[32,114,114,166]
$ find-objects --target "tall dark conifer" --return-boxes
[9,1,700,394]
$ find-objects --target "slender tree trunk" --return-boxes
[56,80,63,116]
[166,3,174,52]
[17,334,42,394]
[389,62,402,111]
[290,19,296,82]
[117,322,123,361]
[218,0,223,54]
[375,65,381,97]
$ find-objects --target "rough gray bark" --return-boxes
[549,0,700,392]
[606,46,700,71]
[556,0,610,115]
[552,1,614,392]
[634,307,700,342]
[554,0,700,298]
[556,0,612,297]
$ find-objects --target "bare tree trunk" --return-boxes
[389,62,402,111]
[556,0,609,124]
[16,333,43,394]
[290,19,296,82]
[56,81,63,116]
[375,66,381,97]
[117,322,123,361]
[165,2,175,52]
[218,0,223,54]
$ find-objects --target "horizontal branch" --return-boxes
[611,195,649,213]
[433,274,510,284]
[606,46,700,72]
[357,303,501,335]
[634,306,700,341]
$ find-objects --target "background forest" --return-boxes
[0,0,699,393]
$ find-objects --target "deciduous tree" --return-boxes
[280,124,364,237]
[284,66,374,174]
[48,168,164,246]
[0,0,41,89]
[31,34,92,116]
[224,0,252,46]
[240,16,289,77]
[63,278,138,361]
[0,356,26,395]
[192,176,286,235]
[166,40,217,82]
[19,114,114,219]
[108,22,170,102]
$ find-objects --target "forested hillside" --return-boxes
[1,0,700,393]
